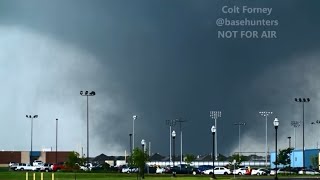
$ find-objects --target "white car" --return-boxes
[232,168,247,175]
[203,167,231,175]
[33,160,43,166]
[156,167,165,174]
[16,163,40,171]
[298,169,320,175]
[251,168,268,175]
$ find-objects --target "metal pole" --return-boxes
[180,127,182,166]
[275,126,278,180]
[172,136,176,177]
[31,117,33,164]
[87,95,89,168]
[133,117,135,151]
[302,102,305,169]
[265,115,268,167]
[239,124,241,162]
[142,144,145,179]
[129,134,132,156]
[294,127,296,149]
[170,126,172,163]
[215,118,217,161]
[212,131,216,179]
[56,118,58,164]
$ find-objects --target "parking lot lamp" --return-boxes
[141,139,146,179]
[80,90,96,168]
[274,117,279,180]
[26,115,38,164]
[172,130,176,177]
[294,97,310,169]
[211,125,216,179]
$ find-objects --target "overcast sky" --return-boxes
[1,0,320,157]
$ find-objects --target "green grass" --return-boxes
[0,171,233,180]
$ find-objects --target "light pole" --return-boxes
[129,134,132,156]
[259,111,273,167]
[166,119,176,164]
[234,122,246,162]
[141,139,146,179]
[273,117,279,180]
[56,118,58,164]
[294,97,310,169]
[175,118,187,167]
[311,121,320,148]
[210,111,221,160]
[291,121,300,149]
[80,90,96,168]
[288,136,291,174]
[211,125,216,180]
[133,115,137,151]
[26,115,38,164]
[172,130,176,177]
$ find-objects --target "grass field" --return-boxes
[0,171,234,180]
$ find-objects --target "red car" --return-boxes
[52,162,65,172]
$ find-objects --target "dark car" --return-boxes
[198,165,213,174]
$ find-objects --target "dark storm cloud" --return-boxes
[1,0,320,156]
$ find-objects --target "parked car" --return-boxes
[198,165,213,174]
[156,166,165,174]
[251,168,269,175]
[298,169,320,175]
[121,166,138,173]
[203,167,231,175]
[232,168,247,175]
[39,163,52,172]
[270,168,295,175]
[52,162,66,172]
[16,163,40,171]
[33,160,43,166]
[9,162,18,170]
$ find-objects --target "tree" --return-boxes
[274,148,293,166]
[228,154,248,168]
[310,155,318,169]
[131,147,149,179]
[184,154,196,165]
[65,151,84,170]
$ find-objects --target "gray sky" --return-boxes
[1,0,320,157]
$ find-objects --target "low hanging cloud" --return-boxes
[0,25,129,156]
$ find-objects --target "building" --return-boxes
[0,151,72,167]
[270,149,320,169]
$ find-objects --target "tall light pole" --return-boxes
[133,115,137,151]
[129,134,132,156]
[273,117,279,180]
[211,125,216,180]
[166,119,176,163]
[311,120,320,148]
[294,97,310,169]
[259,111,273,167]
[141,139,146,179]
[172,130,176,177]
[210,111,221,161]
[291,121,301,149]
[56,118,58,164]
[234,122,246,162]
[26,115,38,164]
[80,90,96,168]
[288,136,291,173]
[175,118,187,167]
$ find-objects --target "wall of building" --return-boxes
[0,151,21,164]
[270,149,319,168]
[45,151,71,164]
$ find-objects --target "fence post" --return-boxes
[26,172,28,180]
[33,173,35,180]
[41,172,43,180]
[52,173,54,180]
